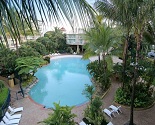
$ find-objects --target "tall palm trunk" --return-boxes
[122,36,129,89]
[98,54,100,64]
[102,52,107,89]
[129,32,142,125]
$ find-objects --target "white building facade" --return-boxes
[66,28,86,54]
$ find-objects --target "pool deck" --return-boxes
[7,55,155,125]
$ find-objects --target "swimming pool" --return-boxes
[29,56,92,108]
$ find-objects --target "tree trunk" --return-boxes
[122,37,129,89]
[98,54,100,64]
[129,68,137,125]
[102,53,107,89]
[129,32,142,125]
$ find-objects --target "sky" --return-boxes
[87,0,96,6]
[41,0,96,34]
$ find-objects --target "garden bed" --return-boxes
[115,87,155,109]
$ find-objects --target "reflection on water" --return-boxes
[29,57,92,108]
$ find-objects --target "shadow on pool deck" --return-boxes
[9,80,155,125]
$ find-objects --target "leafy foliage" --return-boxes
[0,80,8,106]
[115,85,153,108]
[17,45,40,57]
[0,48,17,76]
[15,56,46,76]
[114,56,155,108]
[0,0,95,45]
[36,37,55,53]
[82,84,95,104]
[0,87,8,118]
[83,84,107,125]
[0,80,4,92]
[84,96,106,125]
[21,76,35,87]
[87,60,111,91]
[41,102,76,125]
[37,27,69,53]
[83,22,116,62]
[23,41,47,55]
[44,57,50,63]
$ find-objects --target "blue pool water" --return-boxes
[29,56,92,108]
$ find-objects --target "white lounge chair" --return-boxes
[8,106,23,115]
[3,116,20,125]
[79,121,86,125]
[107,121,113,125]
[5,111,22,120]
[0,121,18,125]
[0,121,5,125]
[109,105,122,114]
[73,52,77,55]
[103,108,115,118]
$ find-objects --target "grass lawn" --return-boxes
[0,87,9,117]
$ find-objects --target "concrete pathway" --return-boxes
[102,80,155,125]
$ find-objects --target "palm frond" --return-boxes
[0,0,96,45]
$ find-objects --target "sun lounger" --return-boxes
[5,111,22,120]
[107,122,113,125]
[3,116,20,125]
[79,121,87,125]
[0,121,5,125]
[0,121,18,125]
[8,106,23,115]
[109,105,122,114]
[103,108,116,118]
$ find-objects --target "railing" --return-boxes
[0,90,10,121]
[66,41,85,45]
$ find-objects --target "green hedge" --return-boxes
[115,85,154,108]
[0,80,9,117]
[0,87,8,107]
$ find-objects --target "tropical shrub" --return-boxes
[113,63,123,81]
[115,84,153,108]
[15,56,46,82]
[82,84,95,104]
[66,47,73,53]
[87,60,111,92]
[23,41,47,55]
[0,48,17,76]
[17,45,40,57]
[44,56,50,63]
[113,62,134,84]
[37,28,69,53]
[36,36,57,53]
[84,96,107,125]
[83,85,107,125]
[41,102,76,125]
[21,76,35,87]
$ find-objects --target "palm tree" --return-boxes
[95,0,133,89]
[128,1,155,125]
[0,7,40,49]
[83,15,104,63]
[40,102,76,125]
[95,0,155,125]
[84,20,116,92]
[0,0,96,48]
